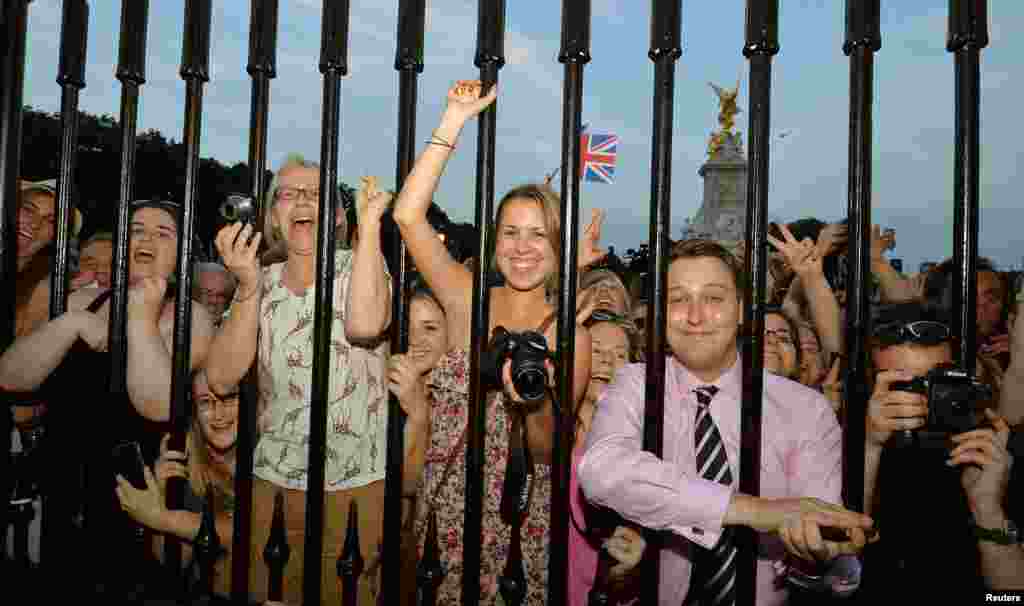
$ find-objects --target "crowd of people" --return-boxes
[4,79,1022,605]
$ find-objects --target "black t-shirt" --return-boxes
[854,433,1023,602]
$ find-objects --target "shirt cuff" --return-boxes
[667,480,734,549]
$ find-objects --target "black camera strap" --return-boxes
[500,408,534,528]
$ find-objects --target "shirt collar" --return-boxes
[669,352,742,401]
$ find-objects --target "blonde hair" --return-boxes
[262,153,352,259]
[490,183,562,295]
[187,369,236,515]
[262,153,319,258]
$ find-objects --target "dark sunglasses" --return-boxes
[872,320,950,346]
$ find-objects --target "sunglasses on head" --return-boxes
[872,320,950,347]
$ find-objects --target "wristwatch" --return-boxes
[970,518,1021,546]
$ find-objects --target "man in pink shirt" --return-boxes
[578,239,874,606]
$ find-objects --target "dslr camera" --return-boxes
[480,327,552,402]
[890,366,992,436]
[219,193,256,225]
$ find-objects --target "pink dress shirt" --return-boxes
[577,354,843,606]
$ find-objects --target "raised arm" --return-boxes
[0,307,106,390]
[126,278,214,421]
[205,223,262,396]
[768,224,843,355]
[345,176,392,342]
[392,80,497,333]
[870,226,918,303]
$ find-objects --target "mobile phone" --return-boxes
[111,441,147,490]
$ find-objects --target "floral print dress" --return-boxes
[250,250,389,491]
[415,349,552,604]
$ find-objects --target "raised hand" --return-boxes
[74,309,109,352]
[578,208,607,270]
[387,354,429,425]
[356,176,393,234]
[442,79,498,126]
[215,222,262,293]
[767,223,823,279]
[817,222,849,257]
[869,225,895,264]
[127,276,168,325]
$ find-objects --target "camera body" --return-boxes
[480,327,551,402]
[219,193,256,225]
[890,367,992,435]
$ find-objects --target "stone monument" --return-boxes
[682,80,748,255]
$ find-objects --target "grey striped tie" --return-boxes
[690,385,736,606]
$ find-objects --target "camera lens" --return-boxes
[512,362,547,402]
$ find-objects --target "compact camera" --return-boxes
[890,367,992,436]
[219,193,256,225]
[480,327,551,402]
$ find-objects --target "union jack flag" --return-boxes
[579,132,618,184]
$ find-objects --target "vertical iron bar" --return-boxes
[50,0,88,318]
[464,1,505,603]
[164,0,212,582]
[232,0,278,599]
[552,1,591,604]
[739,2,779,605]
[841,0,880,516]
[947,0,987,373]
[303,1,350,604]
[0,0,31,564]
[382,0,424,602]
[416,510,445,605]
[109,0,149,397]
[641,1,682,603]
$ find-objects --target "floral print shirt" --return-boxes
[414,349,552,605]
[251,250,388,491]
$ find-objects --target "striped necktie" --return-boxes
[690,385,736,606]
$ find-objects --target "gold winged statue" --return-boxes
[707,79,742,157]
[709,80,741,133]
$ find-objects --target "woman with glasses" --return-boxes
[763,308,802,381]
[206,157,392,605]
[115,368,239,595]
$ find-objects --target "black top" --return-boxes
[853,433,1023,603]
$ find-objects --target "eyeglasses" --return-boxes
[764,328,795,345]
[276,186,320,202]
[872,320,950,346]
[196,391,239,415]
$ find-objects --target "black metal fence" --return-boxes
[2,0,988,605]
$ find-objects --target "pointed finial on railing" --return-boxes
[193,484,224,596]
[587,552,614,606]
[498,525,527,606]
[263,490,290,601]
[337,500,364,604]
[416,510,445,606]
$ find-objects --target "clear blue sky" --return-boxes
[21,0,1024,272]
